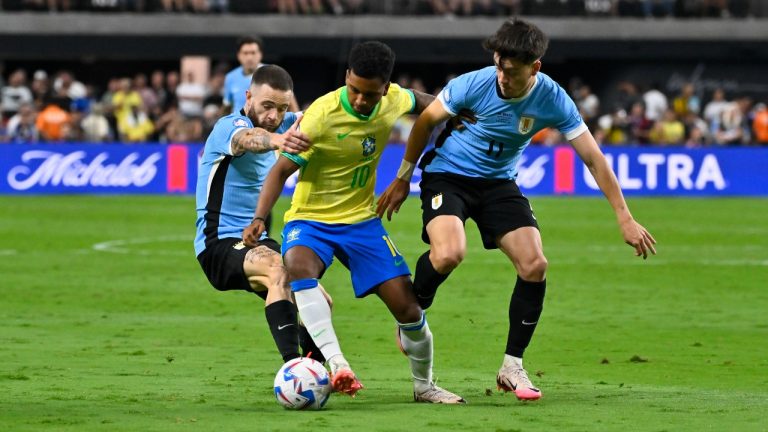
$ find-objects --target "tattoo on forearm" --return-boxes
[232,128,274,154]
[245,245,279,264]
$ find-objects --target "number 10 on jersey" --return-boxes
[350,165,371,188]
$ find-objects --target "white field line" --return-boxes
[92,235,190,256]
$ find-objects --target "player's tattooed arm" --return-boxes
[231,127,276,156]
[411,89,436,114]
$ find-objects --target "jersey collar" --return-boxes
[340,87,381,121]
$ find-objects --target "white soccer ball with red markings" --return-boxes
[273,357,331,410]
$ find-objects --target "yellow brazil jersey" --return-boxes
[282,84,415,224]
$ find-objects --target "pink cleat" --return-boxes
[496,366,542,401]
[331,368,364,397]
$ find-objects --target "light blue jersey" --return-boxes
[223,65,260,113]
[194,110,297,256]
[428,67,587,180]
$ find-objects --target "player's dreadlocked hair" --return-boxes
[251,65,293,91]
[483,18,549,64]
[348,41,396,83]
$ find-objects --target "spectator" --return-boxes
[81,102,112,143]
[627,101,654,145]
[176,71,206,119]
[576,84,600,124]
[112,77,143,137]
[53,70,87,101]
[643,82,668,122]
[1,68,34,119]
[134,73,159,117]
[149,70,168,117]
[682,111,710,146]
[30,70,52,111]
[164,70,180,108]
[685,124,707,148]
[650,108,685,145]
[672,82,701,118]
[118,104,154,142]
[752,102,768,145]
[35,96,72,142]
[703,88,729,130]
[715,96,752,145]
[4,103,39,143]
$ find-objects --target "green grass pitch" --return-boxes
[1,195,766,431]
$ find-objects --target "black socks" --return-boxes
[265,300,301,362]
[412,251,450,309]
[505,276,546,358]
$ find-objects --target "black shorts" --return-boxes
[197,237,281,296]
[419,172,539,249]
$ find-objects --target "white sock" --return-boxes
[398,313,433,394]
[502,354,524,369]
[292,280,343,365]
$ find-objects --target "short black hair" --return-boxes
[237,35,263,51]
[483,19,548,64]
[348,41,395,83]
[251,64,293,91]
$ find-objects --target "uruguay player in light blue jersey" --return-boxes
[222,36,264,115]
[222,36,299,115]
[195,65,324,366]
[378,19,657,402]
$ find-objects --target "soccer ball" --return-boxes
[273,357,331,410]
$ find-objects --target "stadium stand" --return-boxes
[0,0,766,144]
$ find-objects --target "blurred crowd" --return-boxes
[1,0,766,18]
[1,65,766,146]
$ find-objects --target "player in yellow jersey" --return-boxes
[243,41,466,404]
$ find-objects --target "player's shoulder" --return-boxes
[224,66,244,82]
[534,73,572,104]
[451,66,496,87]
[306,87,343,116]
[214,112,252,132]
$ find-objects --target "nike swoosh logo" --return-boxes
[522,320,538,325]
[336,131,352,140]
[312,328,326,338]
[277,324,294,330]
[394,257,405,266]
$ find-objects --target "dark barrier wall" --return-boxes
[1,143,767,196]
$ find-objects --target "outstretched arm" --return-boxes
[570,130,657,259]
[376,99,452,220]
[231,114,309,156]
[243,156,300,247]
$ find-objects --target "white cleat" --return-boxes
[414,383,466,404]
[496,365,542,401]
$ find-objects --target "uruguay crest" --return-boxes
[518,115,535,134]
[431,193,443,210]
[361,136,376,156]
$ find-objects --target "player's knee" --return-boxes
[518,255,548,281]
[430,249,464,273]
[394,301,422,324]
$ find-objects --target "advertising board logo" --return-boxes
[7,150,162,191]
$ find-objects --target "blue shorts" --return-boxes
[282,218,411,298]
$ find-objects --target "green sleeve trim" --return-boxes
[280,152,307,167]
[405,88,416,113]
